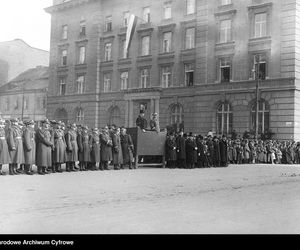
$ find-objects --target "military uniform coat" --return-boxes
[23,127,36,165]
[219,139,228,166]
[112,133,123,165]
[89,133,100,163]
[176,136,186,160]
[100,132,113,162]
[53,129,66,163]
[77,131,84,162]
[120,133,134,164]
[136,116,148,130]
[166,136,177,161]
[65,130,78,162]
[7,126,25,164]
[0,128,11,164]
[36,128,53,167]
[81,131,91,162]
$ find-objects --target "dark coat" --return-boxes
[120,133,134,164]
[65,130,78,162]
[112,133,123,165]
[89,133,100,163]
[52,129,66,163]
[100,132,113,162]
[23,127,36,165]
[0,128,11,164]
[81,131,91,162]
[136,115,148,130]
[186,138,197,164]
[213,140,221,163]
[176,136,186,160]
[36,128,53,167]
[7,126,25,164]
[196,139,206,162]
[77,131,84,162]
[166,136,177,161]
[219,139,228,166]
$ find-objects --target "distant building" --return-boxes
[45,0,300,140]
[0,39,49,86]
[0,66,49,121]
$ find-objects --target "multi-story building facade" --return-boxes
[0,39,49,86]
[46,0,300,140]
[0,66,49,121]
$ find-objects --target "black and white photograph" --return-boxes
[1,0,300,239]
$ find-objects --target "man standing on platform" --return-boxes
[136,110,148,132]
[150,113,160,132]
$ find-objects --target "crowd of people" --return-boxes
[0,118,135,176]
[0,110,299,176]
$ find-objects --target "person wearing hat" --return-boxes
[65,123,79,172]
[212,136,221,167]
[150,113,160,132]
[165,131,177,169]
[89,128,101,171]
[112,127,123,170]
[52,121,66,173]
[120,127,135,169]
[219,134,228,167]
[175,129,186,168]
[196,135,206,168]
[79,126,90,171]
[0,119,11,175]
[100,125,113,170]
[23,120,36,175]
[35,119,53,175]
[7,118,25,175]
[185,132,197,169]
[77,125,84,171]
[136,110,148,132]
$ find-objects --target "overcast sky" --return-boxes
[0,0,52,51]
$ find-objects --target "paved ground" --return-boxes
[1,164,300,234]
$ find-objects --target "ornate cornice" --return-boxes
[45,0,97,14]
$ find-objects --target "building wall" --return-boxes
[46,0,300,139]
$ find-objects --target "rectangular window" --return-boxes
[80,20,86,36]
[140,68,149,88]
[61,49,67,66]
[186,0,196,15]
[220,19,231,43]
[104,43,112,61]
[254,13,267,38]
[123,11,130,27]
[120,71,128,90]
[163,32,172,53]
[164,2,172,19]
[141,36,150,56]
[185,28,195,49]
[76,74,85,94]
[161,66,172,88]
[185,64,194,86]
[104,73,111,92]
[78,46,86,64]
[62,25,68,39]
[220,57,231,82]
[24,97,29,110]
[121,39,128,59]
[59,77,66,96]
[254,54,267,80]
[221,0,231,5]
[105,16,112,31]
[143,7,150,23]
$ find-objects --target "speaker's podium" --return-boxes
[126,127,167,168]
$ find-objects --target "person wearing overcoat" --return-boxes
[100,126,113,170]
[112,127,123,170]
[219,135,228,167]
[77,125,84,171]
[212,136,221,167]
[80,126,90,171]
[7,119,25,175]
[89,128,101,170]
[52,121,66,173]
[35,119,53,175]
[0,119,11,175]
[120,127,134,169]
[185,132,198,169]
[165,132,177,169]
[65,123,79,172]
[23,120,36,175]
[176,130,186,168]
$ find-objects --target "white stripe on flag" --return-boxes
[125,14,138,55]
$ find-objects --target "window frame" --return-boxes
[217,102,233,135]
[76,74,86,94]
[185,27,195,50]
[59,76,67,96]
[103,73,112,93]
[219,19,232,43]
[186,0,196,15]
[141,35,150,56]
[120,71,129,90]
[140,68,150,88]
[161,65,172,88]
[251,100,270,134]
[163,1,172,20]
[61,25,68,40]
[104,42,112,61]
[142,7,151,23]
[105,16,112,32]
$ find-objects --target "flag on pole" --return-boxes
[125,14,138,56]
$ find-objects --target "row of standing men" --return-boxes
[0,118,135,175]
